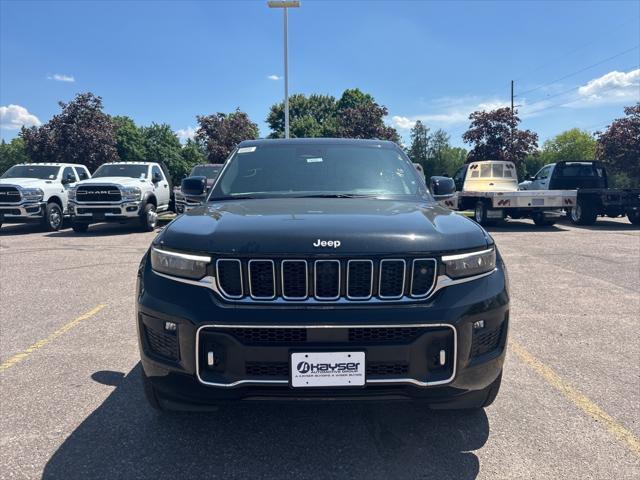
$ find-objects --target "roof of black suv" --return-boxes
[238,138,398,148]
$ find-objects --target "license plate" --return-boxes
[532,198,544,206]
[290,351,365,387]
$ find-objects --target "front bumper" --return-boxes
[137,253,509,406]
[0,201,46,222]
[69,200,142,222]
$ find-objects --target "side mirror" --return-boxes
[152,172,163,183]
[61,175,74,185]
[181,176,207,197]
[429,176,455,199]
[529,176,535,181]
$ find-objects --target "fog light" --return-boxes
[473,320,485,330]
[164,321,177,332]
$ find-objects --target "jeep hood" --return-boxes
[158,198,490,255]
[76,177,148,187]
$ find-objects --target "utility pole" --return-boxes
[511,80,514,115]
[268,1,300,139]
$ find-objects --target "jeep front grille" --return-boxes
[76,185,122,202]
[0,186,21,203]
[214,257,437,303]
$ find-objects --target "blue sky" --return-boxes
[1,0,639,148]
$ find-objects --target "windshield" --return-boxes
[1,165,60,180]
[93,164,148,179]
[210,143,426,200]
[191,166,222,179]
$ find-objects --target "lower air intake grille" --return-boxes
[349,327,424,344]
[367,362,409,376]
[227,328,308,345]
[246,362,288,377]
[470,323,505,358]
[145,325,179,361]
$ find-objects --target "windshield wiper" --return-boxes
[293,193,375,199]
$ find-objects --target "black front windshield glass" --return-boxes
[93,164,148,179]
[1,165,60,179]
[191,166,222,179]
[210,144,426,199]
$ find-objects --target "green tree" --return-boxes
[540,128,596,163]
[267,94,337,138]
[181,139,206,173]
[141,123,183,185]
[0,137,30,174]
[407,120,430,170]
[462,107,538,168]
[196,109,259,163]
[112,115,146,163]
[336,88,374,111]
[21,92,118,171]
[440,146,468,176]
[596,103,640,187]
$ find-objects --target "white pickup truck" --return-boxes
[68,162,171,233]
[0,162,91,231]
[443,160,577,226]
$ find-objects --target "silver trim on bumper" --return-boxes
[194,323,457,388]
[0,202,45,218]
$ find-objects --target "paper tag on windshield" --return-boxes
[238,146,256,154]
[306,157,323,163]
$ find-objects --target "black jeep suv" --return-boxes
[136,138,509,410]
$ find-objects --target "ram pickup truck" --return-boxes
[174,163,224,214]
[0,163,91,231]
[519,161,640,225]
[446,160,577,226]
[137,138,509,411]
[69,162,171,232]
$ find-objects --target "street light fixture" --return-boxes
[268,1,300,139]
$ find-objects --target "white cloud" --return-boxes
[391,116,416,130]
[176,126,196,142]
[267,74,282,80]
[0,104,41,130]
[47,73,75,82]
[392,97,510,130]
[578,69,639,100]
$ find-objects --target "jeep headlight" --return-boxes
[22,188,44,202]
[442,247,496,279]
[121,186,142,201]
[150,247,210,280]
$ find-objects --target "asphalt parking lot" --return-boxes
[1,217,638,479]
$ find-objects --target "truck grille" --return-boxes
[0,186,21,203]
[244,361,409,378]
[76,185,122,202]
[215,257,437,302]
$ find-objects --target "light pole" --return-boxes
[267,1,300,139]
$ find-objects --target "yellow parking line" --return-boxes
[0,304,106,372]
[510,338,640,456]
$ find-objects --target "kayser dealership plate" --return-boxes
[290,351,366,387]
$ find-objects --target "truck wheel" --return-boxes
[43,203,63,231]
[473,200,494,226]
[532,212,556,227]
[570,201,597,225]
[140,203,158,231]
[72,222,89,233]
[482,371,503,408]
[142,369,164,411]
[628,211,640,225]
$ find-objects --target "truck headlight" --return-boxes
[68,187,77,200]
[22,188,44,202]
[442,247,496,279]
[122,186,141,201]
[150,247,211,280]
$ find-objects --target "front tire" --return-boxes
[532,212,556,227]
[72,222,89,233]
[43,203,63,231]
[142,369,164,411]
[140,203,158,231]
